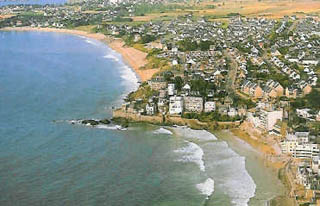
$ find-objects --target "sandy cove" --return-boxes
[0,27,159,82]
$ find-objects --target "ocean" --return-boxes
[0,31,284,206]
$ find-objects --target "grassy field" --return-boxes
[199,0,320,18]
[74,25,97,33]
[128,0,320,22]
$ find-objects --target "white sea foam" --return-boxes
[85,39,99,46]
[174,141,205,172]
[95,125,119,130]
[103,54,120,62]
[203,141,256,206]
[102,49,139,107]
[196,178,214,198]
[119,65,139,88]
[172,127,217,141]
[153,128,173,135]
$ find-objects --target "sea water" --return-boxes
[0,31,282,206]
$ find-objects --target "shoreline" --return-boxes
[0,26,159,82]
[1,27,293,205]
[113,111,294,206]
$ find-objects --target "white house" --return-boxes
[228,107,237,117]
[146,103,156,115]
[169,96,183,115]
[296,108,312,119]
[184,96,203,113]
[204,101,216,113]
[168,84,176,96]
[182,84,191,90]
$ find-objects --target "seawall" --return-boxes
[112,109,241,130]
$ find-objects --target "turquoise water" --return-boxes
[0,31,280,206]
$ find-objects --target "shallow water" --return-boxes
[215,130,286,206]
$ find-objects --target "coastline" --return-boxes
[1,27,294,205]
[0,26,159,82]
[113,111,295,206]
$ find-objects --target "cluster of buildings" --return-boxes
[3,1,320,202]
[0,0,168,28]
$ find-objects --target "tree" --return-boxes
[305,90,320,109]
[177,38,198,51]
[199,40,213,51]
[141,35,157,44]
[173,76,184,91]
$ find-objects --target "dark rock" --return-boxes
[99,119,111,124]
[82,120,99,126]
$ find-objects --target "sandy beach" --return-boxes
[1,27,159,82]
[228,127,296,206]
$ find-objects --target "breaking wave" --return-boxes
[203,141,256,206]
[196,178,214,199]
[172,127,217,141]
[103,54,120,62]
[102,49,139,106]
[153,128,173,135]
[85,39,99,46]
[174,141,205,172]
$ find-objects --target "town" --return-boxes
[2,0,320,204]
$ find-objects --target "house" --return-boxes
[184,96,203,113]
[258,109,283,131]
[241,80,263,99]
[285,87,297,99]
[312,156,320,175]
[281,132,319,159]
[148,78,167,90]
[168,83,176,96]
[263,87,278,99]
[146,103,156,115]
[182,83,191,91]
[169,96,183,115]
[204,101,216,112]
[296,165,312,189]
[302,84,312,95]
[292,143,319,159]
[227,107,238,117]
[264,80,284,97]
[296,108,312,119]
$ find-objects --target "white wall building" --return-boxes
[258,109,283,131]
[168,84,175,96]
[281,133,319,159]
[228,107,237,117]
[146,103,155,115]
[204,101,216,113]
[184,96,203,113]
[169,96,183,115]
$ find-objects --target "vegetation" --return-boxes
[127,85,158,103]
[182,111,241,122]
[177,38,214,52]
[133,3,192,16]
[291,90,320,110]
